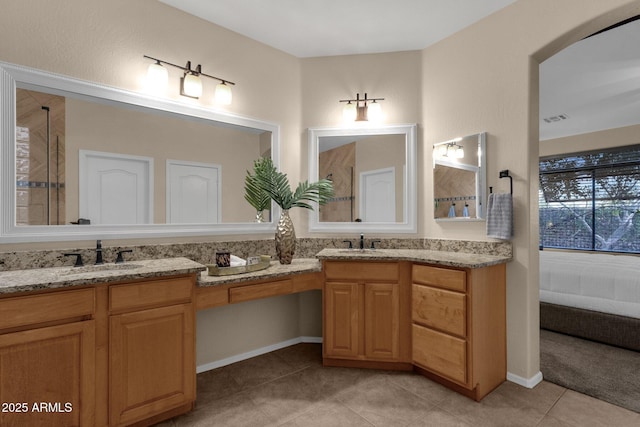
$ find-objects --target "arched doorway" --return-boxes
[534,7,640,411]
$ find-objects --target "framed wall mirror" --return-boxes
[0,61,280,243]
[433,132,486,221]
[308,124,417,233]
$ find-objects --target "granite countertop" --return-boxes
[197,259,322,287]
[316,248,511,269]
[0,257,206,295]
[0,248,510,296]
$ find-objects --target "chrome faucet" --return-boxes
[95,240,103,265]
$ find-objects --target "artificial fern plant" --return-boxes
[245,157,334,211]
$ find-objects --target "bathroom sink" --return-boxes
[337,249,378,254]
[60,263,143,276]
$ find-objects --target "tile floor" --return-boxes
[159,344,640,427]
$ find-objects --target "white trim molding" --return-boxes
[507,371,544,389]
[0,60,280,243]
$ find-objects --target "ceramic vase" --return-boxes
[275,210,295,264]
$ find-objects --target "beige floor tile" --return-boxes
[244,368,329,424]
[436,381,553,427]
[535,415,576,427]
[278,400,374,427]
[223,351,299,390]
[195,366,243,405]
[385,370,460,406]
[335,375,437,427]
[405,408,472,427]
[173,391,275,427]
[547,389,640,427]
[271,342,323,370]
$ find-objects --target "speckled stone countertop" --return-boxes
[0,257,206,295]
[316,248,511,269]
[198,259,322,287]
[0,248,510,296]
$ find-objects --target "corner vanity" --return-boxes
[0,247,509,426]
[317,248,510,401]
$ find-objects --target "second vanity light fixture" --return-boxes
[434,138,465,159]
[143,55,235,105]
[339,93,384,122]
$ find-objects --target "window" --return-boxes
[539,145,640,253]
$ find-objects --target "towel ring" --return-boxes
[499,170,513,194]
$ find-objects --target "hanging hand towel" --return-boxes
[486,193,513,240]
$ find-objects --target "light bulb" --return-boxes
[215,82,232,105]
[437,145,448,157]
[343,102,357,122]
[146,61,168,92]
[182,73,202,98]
[367,100,382,122]
[455,146,465,159]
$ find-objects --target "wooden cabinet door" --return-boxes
[412,284,466,337]
[364,282,399,360]
[109,303,194,426]
[324,282,359,358]
[413,323,467,385]
[0,320,95,427]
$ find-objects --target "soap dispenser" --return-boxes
[448,203,456,218]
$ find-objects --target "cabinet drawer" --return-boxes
[229,279,292,303]
[0,288,95,331]
[110,276,192,312]
[412,264,466,292]
[412,324,467,385]
[325,261,398,281]
[412,284,466,337]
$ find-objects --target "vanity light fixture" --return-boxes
[146,59,169,90]
[339,93,384,122]
[143,55,235,105]
[434,138,464,159]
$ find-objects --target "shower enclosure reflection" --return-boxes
[16,89,66,225]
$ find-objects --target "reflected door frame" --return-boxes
[166,160,222,224]
[359,167,396,222]
[79,150,153,225]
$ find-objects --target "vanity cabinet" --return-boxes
[0,288,96,427]
[412,263,506,401]
[322,260,411,367]
[108,276,195,427]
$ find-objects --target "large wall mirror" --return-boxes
[308,124,417,233]
[0,61,280,243]
[433,132,486,221]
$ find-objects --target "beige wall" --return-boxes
[540,123,640,157]
[3,0,640,377]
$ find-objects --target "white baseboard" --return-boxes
[196,336,322,374]
[507,371,543,388]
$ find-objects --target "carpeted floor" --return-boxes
[540,329,640,413]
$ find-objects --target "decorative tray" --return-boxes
[206,255,272,276]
